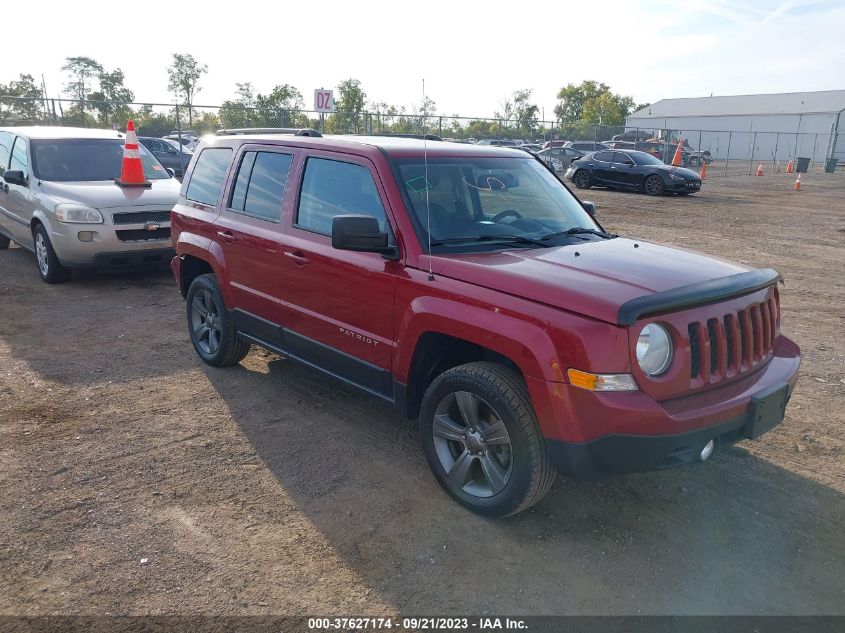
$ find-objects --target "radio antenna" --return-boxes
[423,78,434,281]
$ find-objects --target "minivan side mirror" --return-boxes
[166,168,176,178]
[332,215,398,259]
[581,201,597,216]
[3,170,26,186]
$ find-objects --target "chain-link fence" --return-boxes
[1,96,840,174]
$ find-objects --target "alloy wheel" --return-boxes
[35,233,49,276]
[431,391,513,498]
[190,289,223,355]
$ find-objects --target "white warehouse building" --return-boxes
[625,90,844,166]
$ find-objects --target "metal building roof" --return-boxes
[630,90,845,119]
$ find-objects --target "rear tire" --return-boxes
[643,175,665,196]
[0,233,9,249]
[420,362,556,517]
[33,224,71,284]
[572,169,592,189]
[186,273,251,367]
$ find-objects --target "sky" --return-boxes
[7,0,845,120]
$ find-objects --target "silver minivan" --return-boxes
[0,126,181,283]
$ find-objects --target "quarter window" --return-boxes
[10,137,28,177]
[229,151,292,222]
[186,148,232,206]
[296,158,388,235]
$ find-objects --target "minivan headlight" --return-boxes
[54,203,104,224]
[636,323,673,376]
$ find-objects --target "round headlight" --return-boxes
[636,323,673,376]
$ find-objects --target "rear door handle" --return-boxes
[216,230,237,243]
[283,250,310,266]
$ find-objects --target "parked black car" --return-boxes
[138,137,192,178]
[565,149,702,196]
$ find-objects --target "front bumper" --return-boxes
[48,218,172,268]
[667,177,701,192]
[526,336,800,479]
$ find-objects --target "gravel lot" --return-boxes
[1,171,843,616]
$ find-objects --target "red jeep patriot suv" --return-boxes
[170,131,800,517]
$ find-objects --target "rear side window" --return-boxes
[0,131,13,170]
[10,137,28,177]
[296,158,388,235]
[593,151,614,162]
[229,151,292,222]
[186,148,232,206]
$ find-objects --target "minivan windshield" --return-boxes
[31,139,171,182]
[396,156,604,252]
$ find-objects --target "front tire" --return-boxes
[572,169,592,189]
[643,175,665,196]
[186,273,251,367]
[420,362,555,517]
[33,224,71,283]
[0,233,10,249]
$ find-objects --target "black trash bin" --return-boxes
[824,158,839,173]
[795,157,811,173]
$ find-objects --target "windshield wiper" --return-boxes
[540,227,616,241]
[430,234,549,248]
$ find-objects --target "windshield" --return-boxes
[632,152,665,166]
[31,139,171,182]
[396,156,601,252]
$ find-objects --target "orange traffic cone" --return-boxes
[699,160,707,179]
[671,139,684,167]
[785,159,794,174]
[755,164,764,176]
[116,120,151,188]
[794,174,801,191]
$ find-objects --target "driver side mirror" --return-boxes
[581,201,597,216]
[332,215,398,260]
[3,170,26,186]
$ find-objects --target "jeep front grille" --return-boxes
[687,295,779,383]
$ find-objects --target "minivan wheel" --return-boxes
[186,274,251,367]
[420,362,555,517]
[33,224,71,283]
[573,169,592,189]
[644,175,665,196]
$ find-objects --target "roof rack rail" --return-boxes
[369,133,443,141]
[216,127,322,137]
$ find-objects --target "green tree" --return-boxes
[0,74,43,121]
[256,84,305,127]
[554,80,609,122]
[62,56,103,111]
[554,80,639,126]
[167,53,208,126]
[328,78,367,133]
[88,68,134,125]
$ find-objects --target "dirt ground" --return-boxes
[1,171,843,617]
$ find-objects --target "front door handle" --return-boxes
[283,250,310,266]
[216,230,237,243]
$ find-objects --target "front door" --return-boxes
[2,136,35,246]
[276,151,399,398]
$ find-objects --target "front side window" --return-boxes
[396,156,601,252]
[10,137,28,177]
[296,158,388,235]
[185,148,232,205]
[31,139,170,182]
[229,151,292,222]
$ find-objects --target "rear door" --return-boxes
[275,151,400,397]
[212,146,296,326]
[2,136,35,246]
[590,150,616,184]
